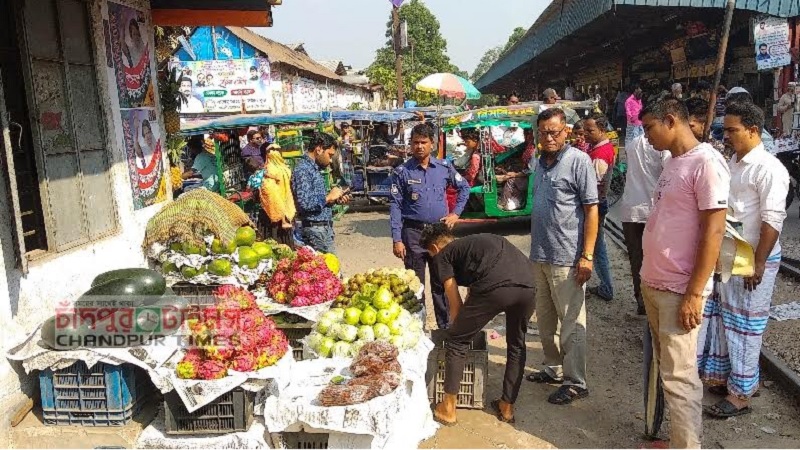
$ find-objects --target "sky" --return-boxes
[252,0,548,74]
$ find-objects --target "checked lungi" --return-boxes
[697,252,781,398]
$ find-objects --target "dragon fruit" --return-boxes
[231,351,257,372]
[198,360,227,380]
[175,285,288,380]
[268,246,342,307]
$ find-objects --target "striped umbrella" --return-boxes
[416,73,481,100]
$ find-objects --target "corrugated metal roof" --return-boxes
[226,27,342,80]
[476,0,799,90]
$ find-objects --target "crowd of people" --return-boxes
[419,91,789,449]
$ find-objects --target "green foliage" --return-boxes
[366,0,462,106]
[471,27,527,83]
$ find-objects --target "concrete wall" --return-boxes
[0,0,167,445]
[271,67,375,113]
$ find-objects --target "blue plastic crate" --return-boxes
[39,361,152,426]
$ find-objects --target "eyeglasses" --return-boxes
[537,126,567,139]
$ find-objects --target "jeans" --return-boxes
[301,224,336,254]
[593,208,614,299]
[445,286,535,403]
[402,225,448,328]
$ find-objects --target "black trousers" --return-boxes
[402,225,448,328]
[445,286,535,404]
[622,222,646,310]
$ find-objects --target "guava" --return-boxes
[237,246,259,269]
[344,308,362,326]
[359,308,377,326]
[376,309,393,325]
[234,226,257,247]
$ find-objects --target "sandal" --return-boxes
[703,399,751,418]
[490,399,515,424]
[432,405,457,427]
[548,385,589,405]
[708,385,760,398]
[526,371,563,384]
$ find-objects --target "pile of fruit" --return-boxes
[268,247,343,307]
[317,341,403,407]
[176,286,289,379]
[334,268,423,314]
[306,283,424,358]
[159,226,294,282]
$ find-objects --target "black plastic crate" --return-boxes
[426,330,488,409]
[273,313,313,361]
[170,283,221,307]
[39,361,153,426]
[164,388,254,435]
[270,431,329,449]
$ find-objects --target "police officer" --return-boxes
[389,123,470,329]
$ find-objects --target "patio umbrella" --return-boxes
[416,73,481,100]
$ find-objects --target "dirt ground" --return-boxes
[335,211,800,449]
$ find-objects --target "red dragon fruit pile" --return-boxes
[268,246,343,307]
[176,285,289,380]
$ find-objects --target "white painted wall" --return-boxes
[0,0,168,445]
[270,67,374,113]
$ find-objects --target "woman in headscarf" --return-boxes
[258,143,296,247]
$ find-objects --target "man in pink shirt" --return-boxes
[625,85,644,148]
[640,98,730,448]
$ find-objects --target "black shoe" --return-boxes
[636,305,647,316]
[588,286,613,302]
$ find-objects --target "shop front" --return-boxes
[0,0,275,445]
[476,0,799,125]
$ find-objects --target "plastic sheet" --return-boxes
[137,412,268,449]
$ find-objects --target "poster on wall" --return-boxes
[169,58,272,113]
[754,16,791,71]
[121,108,167,208]
[105,1,166,209]
[108,2,155,108]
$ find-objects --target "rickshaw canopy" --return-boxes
[179,112,323,135]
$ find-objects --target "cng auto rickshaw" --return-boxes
[440,102,602,221]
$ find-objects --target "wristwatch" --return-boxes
[581,253,594,262]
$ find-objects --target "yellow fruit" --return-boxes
[235,226,257,247]
[323,253,340,274]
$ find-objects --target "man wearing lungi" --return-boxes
[697,101,790,418]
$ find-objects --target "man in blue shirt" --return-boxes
[389,123,470,329]
[292,132,350,254]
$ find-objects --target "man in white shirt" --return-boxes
[776,83,796,137]
[619,134,670,315]
[697,101,789,418]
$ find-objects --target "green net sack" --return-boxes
[143,189,254,249]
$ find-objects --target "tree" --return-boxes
[366,0,461,106]
[471,27,527,82]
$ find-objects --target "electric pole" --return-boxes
[393,5,404,106]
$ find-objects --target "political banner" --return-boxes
[754,16,791,71]
[169,58,272,114]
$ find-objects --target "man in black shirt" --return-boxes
[422,224,536,426]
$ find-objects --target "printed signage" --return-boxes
[754,16,791,71]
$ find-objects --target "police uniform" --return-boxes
[389,156,470,328]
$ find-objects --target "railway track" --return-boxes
[604,217,800,398]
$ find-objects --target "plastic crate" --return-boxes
[273,313,313,361]
[39,361,152,426]
[426,330,488,409]
[170,283,221,307]
[164,388,254,435]
[270,431,330,449]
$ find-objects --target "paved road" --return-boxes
[335,211,800,449]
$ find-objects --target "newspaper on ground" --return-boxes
[770,301,800,321]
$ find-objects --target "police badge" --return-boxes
[411,192,420,201]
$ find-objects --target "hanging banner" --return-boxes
[169,58,272,114]
[754,16,791,71]
[108,2,155,108]
[121,108,166,205]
